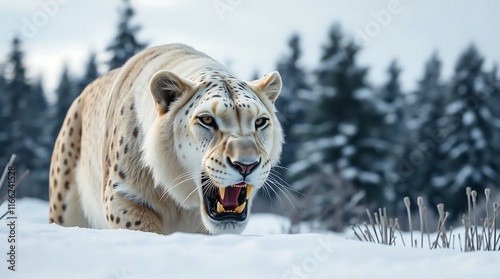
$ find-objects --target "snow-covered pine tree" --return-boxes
[78,52,99,94]
[290,25,387,230]
[0,63,5,90]
[380,60,405,141]
[432,45,500,216]
[30,77,52,199]
[0,63,8,165]
[106,0,147,71]
[275,34,310,176]
[3,36,50,198]
[375,60,406,211]
[4,38,31,147]
[52,65,78,142]
[485,66,500,193]
[391,54,447,216]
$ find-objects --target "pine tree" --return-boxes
[0,63,6,94]
[3,36,50,198]
[432,45,500,216]
[106,0,147,70]
[291,26,387,230]
[380,60,405,139]
[275,34,310,175]
[376,60,406,210]
[48,66,78,200]
[0,62,8,166]
[391,54,446,216]
[30,77,52,199]
[78,52,99,94]
[4,37,33,165]
[381,61,402,102]
[485,66,500,193]
[378,60,405,149]
[52,65,78,141]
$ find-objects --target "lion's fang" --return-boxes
[246,185,253,200]
[219,187,225,200]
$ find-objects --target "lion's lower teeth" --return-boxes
[216,201,245,214]
[234,201,246,214]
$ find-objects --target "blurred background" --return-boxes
[0,0,499,231]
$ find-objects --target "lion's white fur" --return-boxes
[51,43,283,235]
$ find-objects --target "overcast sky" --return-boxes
[0,0,499,100]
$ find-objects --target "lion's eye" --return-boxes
[198,115,216,128]
[255,117,269,129]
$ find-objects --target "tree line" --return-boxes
[0,0,145,199]
[278,26,500,231]
[1,0,499,231]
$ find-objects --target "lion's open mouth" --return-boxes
[202,177,252,222]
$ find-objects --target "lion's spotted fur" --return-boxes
[49,44,283,234]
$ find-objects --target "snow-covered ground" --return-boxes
[1,199,499,279]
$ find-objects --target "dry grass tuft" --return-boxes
[0,154,29,220]
[352,187,500,252]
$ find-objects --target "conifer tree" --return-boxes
[0,63,6,92]
[432,45,500,215]
[5,37,36,163]
[380,60,405,140]
[376,60,406,210]
[276,34,310,175]
[291,26,387,230]
[78,52,99,94]
[0,63,8,166]
[106,0,147,70]
[390,54,446,215]
[53,65,78,141]
[3,36,49,198]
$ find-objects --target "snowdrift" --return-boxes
[0,199,498,279]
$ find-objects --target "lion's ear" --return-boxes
[150,70,194,115]
[249,71,282,104]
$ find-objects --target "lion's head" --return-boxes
[143,69,283,234]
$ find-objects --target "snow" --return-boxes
[454,165,473,190]
[319,86,337,98]
[353,88,372,100]
[317,53,344,72]
[358,171,381,184]
[482,165,496,179]
[384,113,398,124]
[338,123,357,136]
[431,175,448,188]
[449,142,469,159]
[1,199,500,278]
[446,100,463,114]
[462,111,475,125]
[330,135,347,146]
[343,167,358,179]
[341,145,356,156]
[358,138,399,152]
[479,107,500,128]
[471,127,482,140]
[474,77,487,93]
[302,135,347,153]
[288,152,323,173]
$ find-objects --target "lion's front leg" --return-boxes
[103,181,163,234]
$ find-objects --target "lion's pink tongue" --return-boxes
[220,187,242,210]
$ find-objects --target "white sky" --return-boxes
[0,0,499,100]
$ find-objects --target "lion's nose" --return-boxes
[228,158,260,176]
